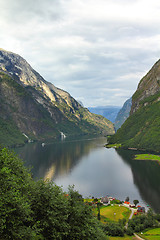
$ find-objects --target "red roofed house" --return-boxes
[137,207,145,213]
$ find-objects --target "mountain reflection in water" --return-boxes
[116,149,160,213]
[15,136,103,181]
[15,137,160,213]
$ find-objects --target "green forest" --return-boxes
[109,98,160,152]
[0,147,107,240]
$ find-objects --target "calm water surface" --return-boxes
[15,136,160,213]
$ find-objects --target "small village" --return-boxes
[87,195,146,216]
[84,196,160,239]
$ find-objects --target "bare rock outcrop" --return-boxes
[131,60,160,114]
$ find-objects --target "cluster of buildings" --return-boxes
[100,197,146,214]
[123,201,145,214]
[100,196,115,205]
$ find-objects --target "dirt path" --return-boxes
[133,233,145,240]
[125,208,135,229]
[129,208,135,219]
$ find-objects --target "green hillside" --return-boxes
[109,92,160,152]
[0,71,114,147]
[0,49,116,147]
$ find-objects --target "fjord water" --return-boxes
[15,137,160,213]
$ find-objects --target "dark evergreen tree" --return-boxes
[133,199,139,206]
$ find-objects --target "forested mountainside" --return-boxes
[0,49,114,146]
[109,60,160,152]
[114,98,132,131]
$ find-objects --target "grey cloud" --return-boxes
[0,0,160,107]
[0,0,63,23]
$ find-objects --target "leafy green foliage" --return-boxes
[127,209,159,233]
[110,199,122,204]
[0,147,107,240]
[133,200,139,207]
[0,147,34,239]
[30,181,69,240]
[103,221,125,237]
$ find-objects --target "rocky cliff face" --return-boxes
[108,60,160,151]
[0,49,81,110]
[0,49,114,146]
[131,60,160,114]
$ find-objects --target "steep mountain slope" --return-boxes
[88,106,121,123]
[131,60,160,114]
[109,60,160,151]
[0,49,114,146]
[114,98,132,131]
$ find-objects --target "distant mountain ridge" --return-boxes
[0,49,114,146]
[109,60,160,152]
[88,106,121,123]
[114,98,132,131]
[88,103,131,131]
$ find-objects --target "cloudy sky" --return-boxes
[0,0,160,107]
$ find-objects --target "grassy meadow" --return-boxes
[94,205,131,223]
[141,228,160,240]
[134,154,160,161]
[109,236,135,240]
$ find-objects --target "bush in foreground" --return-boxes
[127,208,159,233]
[103,222,125,237]
[0,147,107,240]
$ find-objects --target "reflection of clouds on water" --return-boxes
[55,147,141,202]
[15,136,106,181]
